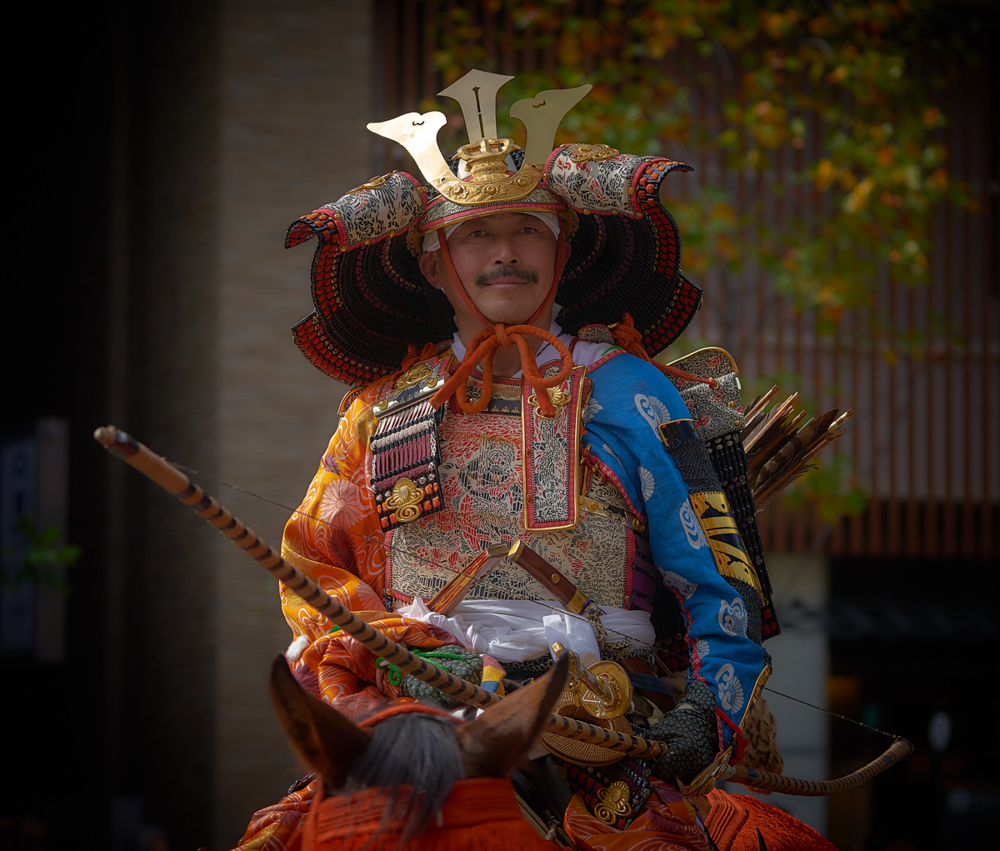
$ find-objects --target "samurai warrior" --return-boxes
[236,70,787,850]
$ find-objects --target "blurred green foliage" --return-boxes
[434,0,984,329]
[1,516,80,592]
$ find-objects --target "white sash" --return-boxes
[397,597,654,667]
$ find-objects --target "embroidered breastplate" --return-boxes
[382,370,657,614]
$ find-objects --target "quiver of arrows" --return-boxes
[741,387,854,512]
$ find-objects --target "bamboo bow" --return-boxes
[94,424,911,795]
[94,425,665,760]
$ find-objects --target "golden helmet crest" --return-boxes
[367,68,591,206]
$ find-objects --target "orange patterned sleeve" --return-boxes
[280,381,387,641]
[231,386,456,850]
[277,380,453,715]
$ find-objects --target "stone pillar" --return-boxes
[114,2,376,847]
[211,1,375,845]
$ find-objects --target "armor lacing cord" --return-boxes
[401,341,440,372]
[612,313,718,390]
[429,227,574,418]
[377,648,474,687]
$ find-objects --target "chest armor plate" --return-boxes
[384,376,655,612]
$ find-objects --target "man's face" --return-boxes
[418,212,559,336]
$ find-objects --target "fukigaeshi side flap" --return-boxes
[285,171,426,252]
[662,348,780,640]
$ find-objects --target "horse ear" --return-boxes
[455,652,570,777]
[269,655,371,786]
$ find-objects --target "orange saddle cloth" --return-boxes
[704,789,838,851]
[303,776,557,851]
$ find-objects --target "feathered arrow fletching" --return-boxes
[742,387,854,511]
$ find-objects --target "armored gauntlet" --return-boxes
[647,680,719,785]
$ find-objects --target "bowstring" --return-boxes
[174,464,897,740]
[761,687,899,740]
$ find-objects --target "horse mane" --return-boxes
[270,653,570,849]
[338,713,464,846]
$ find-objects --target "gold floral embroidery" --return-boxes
[393,362,434,391]
[346,173,390,194]
[527,384,572,415]
[566,143,620,163]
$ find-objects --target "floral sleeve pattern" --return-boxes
[278,380,454,719]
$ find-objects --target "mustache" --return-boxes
[475,265,539,287]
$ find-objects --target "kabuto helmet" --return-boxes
[286,69,701,390]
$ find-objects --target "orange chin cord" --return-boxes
[430,229,574,417]
[611,313,718,390]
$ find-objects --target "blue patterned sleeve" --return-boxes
[583,353,767,745]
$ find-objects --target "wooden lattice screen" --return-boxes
[374,0,999,560]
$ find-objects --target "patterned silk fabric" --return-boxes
[279,378,457,718]
[235,344,766,851]
[579,353,767,735]
[564,777,713,851]
[387,374,638,611]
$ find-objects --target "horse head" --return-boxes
[269,653,569,849]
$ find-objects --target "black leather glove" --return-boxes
[399,645,484,709]
[647,680,720,784]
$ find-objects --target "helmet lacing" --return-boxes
[430,225,574,417]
